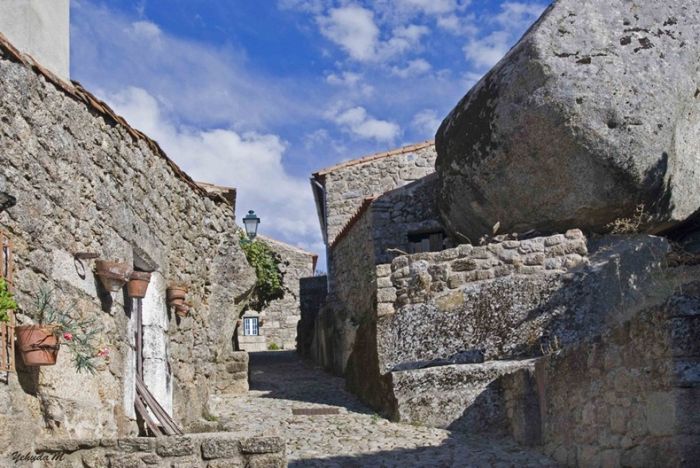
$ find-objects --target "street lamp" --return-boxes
[243,210,260,240]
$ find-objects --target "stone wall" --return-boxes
[375,230,589,371]
[315,142,436,243]
[370,173,443,265]
[313,208,375,375]
[0,43,256,450]
[297,275,327,359]
[237,236,315,351]
[336,230,700,444]
[536,283,700,466]
[3,433,285,467]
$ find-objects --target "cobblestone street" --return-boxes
[211,351,556,467]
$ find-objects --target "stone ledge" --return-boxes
[30,433,286,467]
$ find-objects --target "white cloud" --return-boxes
[317,6,380,61]
[71,2,317,130]
[106,87,319,244]
[316,6,429,62]
[411,109,442,137]
[463,2,546,69]
[391,58,431,78]
[463,30,511,68]
[495,2,546,30]
[400,0,461,15]
[130,20,162,40]
[330,106,401,142]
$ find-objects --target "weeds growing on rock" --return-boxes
[606,204,650,234]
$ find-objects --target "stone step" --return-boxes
[390,358,541,445]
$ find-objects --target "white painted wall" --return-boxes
[141,271,173,417]
[0,0,70,80]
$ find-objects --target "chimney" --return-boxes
[0,0,70,80]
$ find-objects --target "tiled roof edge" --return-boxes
[313,140,435,178]
[0,32,228,205]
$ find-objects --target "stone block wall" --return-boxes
[316,142,436,244]
[375,230,589,372]
[536,285,700,466]
[0,43,256,449]
[371,173,443,265]
[314,208,375,375]
[297,275,327,359]
[241,236,315,351]
[3,433,285,467]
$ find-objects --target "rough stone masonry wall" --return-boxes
[297,275,327,359]
[313,209,375,375]
[254,236,315,350]
[10,433,285,467]
[375,230,589,372]
[370,173,443,265]
[0,49,256,450]
[322,143,436,243]
[536,279,700,466]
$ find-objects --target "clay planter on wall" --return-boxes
[174,302,191,318]
[127,271,152,299]
[167,284,188,307]
[95,260,131,292]
[15,325,60,366]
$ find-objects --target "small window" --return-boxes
[243,317,259,336]
[407,231,445,254]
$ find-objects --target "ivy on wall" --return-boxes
[239,234,284,310]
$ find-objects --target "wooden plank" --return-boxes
[135,377,182,435]
[134,393,164,437]
[136,299,143,378]
[6,236,11,287]
[1,321,6,371]
[9,312,14,372]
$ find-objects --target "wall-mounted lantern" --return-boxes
[243,210,260,241]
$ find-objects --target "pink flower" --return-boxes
[63,332,73,341]
[97,348,110,358]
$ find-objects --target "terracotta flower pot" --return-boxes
[174,303,190,318]
[15,325,60,366]
[127,271,152,299]
[95,260,131,292]
[167,284,188,307]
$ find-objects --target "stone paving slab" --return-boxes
[211,351,557,467]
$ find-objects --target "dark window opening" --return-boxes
[407,231,445,254]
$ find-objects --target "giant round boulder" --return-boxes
[435,0,700,242]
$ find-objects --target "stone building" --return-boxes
[306,141,441,374]
[302,4,700,459]
[237,235,317,352]
[0,31,285,465]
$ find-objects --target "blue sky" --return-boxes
[70,0,548,267]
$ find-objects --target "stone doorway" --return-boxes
[123,255,173,427]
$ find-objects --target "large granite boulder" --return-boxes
[436,0,700,242]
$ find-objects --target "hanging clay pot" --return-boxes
[167,283,188,307]
[15,325,60,366]
[95,260,131,292]
[174,302,191,318]
[127,271,152,299]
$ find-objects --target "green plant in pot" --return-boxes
[15,288,105,373]
[0,278,17,324]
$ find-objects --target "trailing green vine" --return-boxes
[0,278,17,323]
[239,234,284,310]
